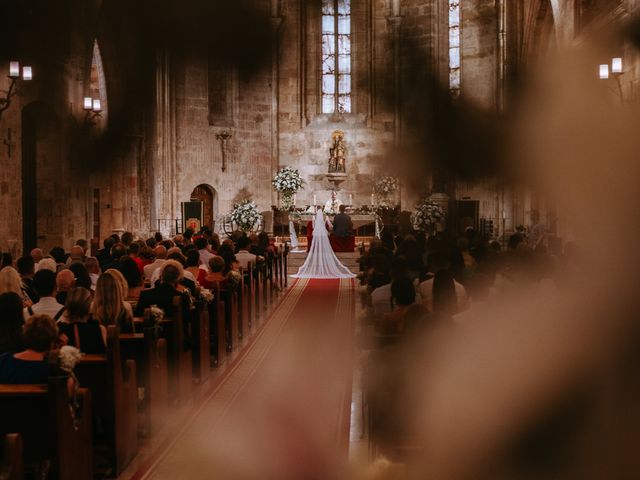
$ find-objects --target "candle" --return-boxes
[9,61,19,78]
[22,66,32,81]
[313,194,317,205]
[612,57,623,74]
[371,194,375,205]
[83,97,93,110]
[92,99,102,112]
[349,194,353,205]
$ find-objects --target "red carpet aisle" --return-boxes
[129,278,355,480]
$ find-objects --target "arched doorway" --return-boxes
[22,102,62,253]
[190,184,217,230]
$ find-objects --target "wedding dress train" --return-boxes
[291,210,356,279]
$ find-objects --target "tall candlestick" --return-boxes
[349,194,353,205]
[313,194,317,206]
[371,194,375,205]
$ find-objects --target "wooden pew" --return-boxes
[0,376,92,480]
[191,299,211,385]
[119,326,169,437]
[75,326,138,475]
[0,433,22,480]
[237,269,250,340]
[221,287,239,352]
[253,265,263,325]
[209,285,226,367]
[244,263,255,329]
[161,296,193,404]
[284,243,289,288]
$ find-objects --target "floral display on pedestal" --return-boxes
[373,176,400,207]
[229,199,262,232]
[272,165,304,211]
[412,198,445,234]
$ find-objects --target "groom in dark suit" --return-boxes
[330,205,355,252]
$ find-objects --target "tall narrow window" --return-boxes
[90,40,108,116]
[448,1,461,97]
[322,0,351,114]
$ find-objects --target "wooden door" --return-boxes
[190,185,215,229]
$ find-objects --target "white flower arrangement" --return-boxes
[412,199,445,232]
[149,305,164,323]
[272,166,304,194]
[273,166,304,210]
[229,199,263,232]
[373,176,400,197]
[59,346,82,373]
[200,288,214,303]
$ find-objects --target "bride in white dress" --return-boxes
[291,209,355,279]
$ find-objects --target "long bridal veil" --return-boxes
[291,209,355,279]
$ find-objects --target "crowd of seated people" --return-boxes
[359,225,575,450]
[0,227,280,382]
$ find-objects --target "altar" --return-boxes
[298,214,376,230]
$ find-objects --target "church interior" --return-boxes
[2,0,640,478]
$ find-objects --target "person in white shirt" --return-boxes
[143,245,167,282]
[85,257,101,291]
[235,236,258,270]
[23,270,65,321]
[195,237,215,271]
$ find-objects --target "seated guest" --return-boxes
[58,287,106,354]
[0,315,58,384]
[96,236,116,271]
[119,257,144,300]
[330,204,355,252]
[104,269,135,317]
[103,243,127,271]
[382,277,416,335]
[17,256,38,304]
[196,237,214,269]
[85,257,101,290]
[0,266,31,307]
[49,247,67,267]
[68,262,92,291]
[55,269,75,305]
[135,263,185,317]
[202,256,228,290]
[24,270,65,320]
[235,236,259,270]
[150,252,197,295]
[143,245,167,282]
[92,272,134,334]
[1,252,13,269]
[370,256,408,319]
[66,245,86,265]
[30,248,44,265]
[185,250,207,285]
[418,253,468,315]
[35,257,57,274]
[128,242,144,275]
[0,292,25,354]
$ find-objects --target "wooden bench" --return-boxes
[209,285,227,367]
[0,376,92,479]
[190,299,211,385]
[119,327,168,437]
[0,433,22,480]
[75,326,138,475]
[161,296,193,404]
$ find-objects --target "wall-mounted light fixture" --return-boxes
[599,57,624,102]
[82,96,102,127]
[0,61,33,120]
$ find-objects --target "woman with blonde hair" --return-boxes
[0,266,31,307]
[92,271,134,333]
[105,268,135,317]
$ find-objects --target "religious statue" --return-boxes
[328,130,346,174]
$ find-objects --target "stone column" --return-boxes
[388,14,402,147]
[271,0,283,208]
[152,49,177,237]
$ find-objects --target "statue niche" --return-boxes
[328,130,346,174]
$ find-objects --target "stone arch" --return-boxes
[190,184,218,231]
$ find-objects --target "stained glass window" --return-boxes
[322,0,351,114]
[449,1,461,97]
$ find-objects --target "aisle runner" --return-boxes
[133,278,355,480]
